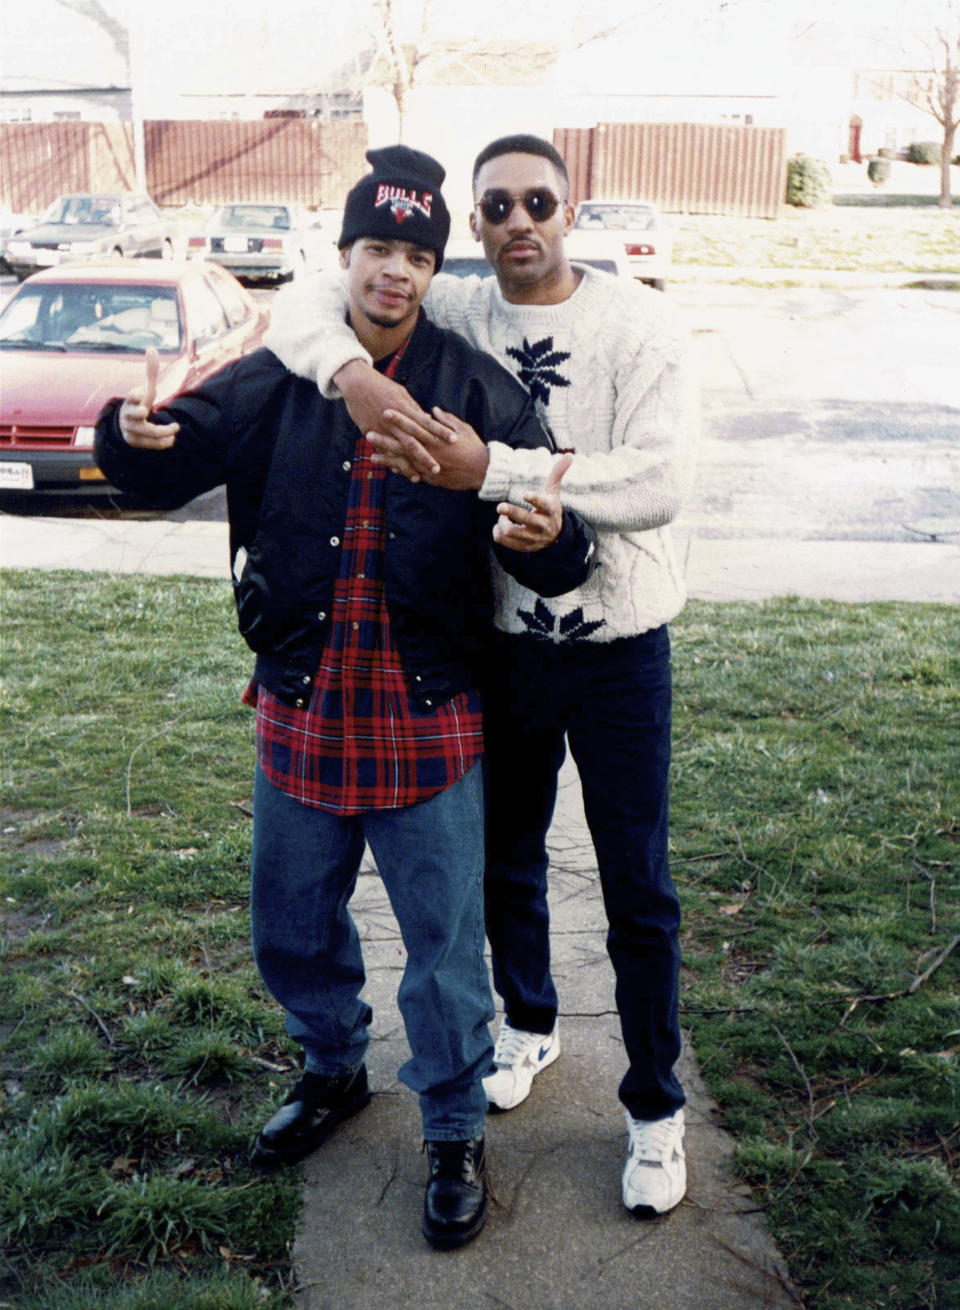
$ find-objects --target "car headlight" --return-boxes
[6,240,31,257]
[75,426,96,448]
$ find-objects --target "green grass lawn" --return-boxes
[2,572,958,1309]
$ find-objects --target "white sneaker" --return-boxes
[622,1108,686,1216]
[482,1020,560,1111]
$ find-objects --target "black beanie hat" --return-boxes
[339,145,450,271]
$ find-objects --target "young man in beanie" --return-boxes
[94,145,596,1250]
[264,133,699,1220]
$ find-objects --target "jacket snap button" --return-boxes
[302,675,311,684]
[317,611,326,621]
[424,699,433,707]
[330,536,340,547]
[342,461,351,471]
[295,698,305,708]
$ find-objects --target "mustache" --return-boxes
[501,237,541,253]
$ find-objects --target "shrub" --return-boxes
[878,146,896,160]
[867,157,891,185]
[785,154,832,208]
[906,141,942,164]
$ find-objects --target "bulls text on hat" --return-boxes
[375,184,434,224]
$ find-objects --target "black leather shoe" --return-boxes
[422,1136,488,1249]
[250,1066,371,1169]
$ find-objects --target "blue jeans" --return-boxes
[250,761,493,1141]
[483,628,685,1122]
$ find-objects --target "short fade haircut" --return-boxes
[472,134,569,195]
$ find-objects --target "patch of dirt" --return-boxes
[1,807,83,855]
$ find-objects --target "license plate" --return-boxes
[34,249,59,265]
[224,237,249,253]
[0,461,34,490]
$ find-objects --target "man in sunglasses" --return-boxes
[265,133,699,1220]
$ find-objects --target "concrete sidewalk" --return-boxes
[2,512,955,1308]
[2,512,958,603]
[290,758,800,1310]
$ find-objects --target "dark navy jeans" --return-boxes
[250,761,493,1140]
[482,627,685,1122]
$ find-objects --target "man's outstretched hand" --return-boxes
[119,347,180,449]
[493,453,574,553]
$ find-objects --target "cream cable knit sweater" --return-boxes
[264,265,699,644]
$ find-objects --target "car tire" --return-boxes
[160,239,174,260]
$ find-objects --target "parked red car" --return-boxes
[0,260,270,495]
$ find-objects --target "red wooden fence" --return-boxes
[554,121,788,218]
[1,119,786,218]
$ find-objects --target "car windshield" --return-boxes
[0,283,182,353]
[575,206,655,231]
[442,257,494,279]
[44,196,122,227]
[218,205,291,231]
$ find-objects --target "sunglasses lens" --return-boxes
[479,189,561,224]
[480,191,513,224]
[526,190,558,221]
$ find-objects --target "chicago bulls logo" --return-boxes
[374,183,433,225]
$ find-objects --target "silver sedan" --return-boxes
[187,202,338,283]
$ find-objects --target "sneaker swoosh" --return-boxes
[538,1044,551,1062]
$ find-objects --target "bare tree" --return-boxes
[349,0,676,141]
[53,0,128,64]
[899,0,960,207]
[53,0,146,188]
[363,0,431,142]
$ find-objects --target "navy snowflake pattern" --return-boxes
[516,598,606,642]
[506,336,571,406]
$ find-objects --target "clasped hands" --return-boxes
[337,360,571,553]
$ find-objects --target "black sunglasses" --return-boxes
[477,187,562,225]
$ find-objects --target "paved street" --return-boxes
[4,277,957,545]
[673,285,960,543]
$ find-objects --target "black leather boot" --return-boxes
[422,1136,488,1249]
[250,1066,371,1169]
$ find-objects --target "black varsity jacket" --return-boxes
[94,312,597,709]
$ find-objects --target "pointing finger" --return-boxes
[541,452,573,497]
[144,346,160,415]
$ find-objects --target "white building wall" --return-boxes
[0,91,131,122]
[363,84,563,230]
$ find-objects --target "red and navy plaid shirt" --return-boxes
[243,341,484,815]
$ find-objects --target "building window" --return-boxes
[53,111,82,121]
[1,108,32,123]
